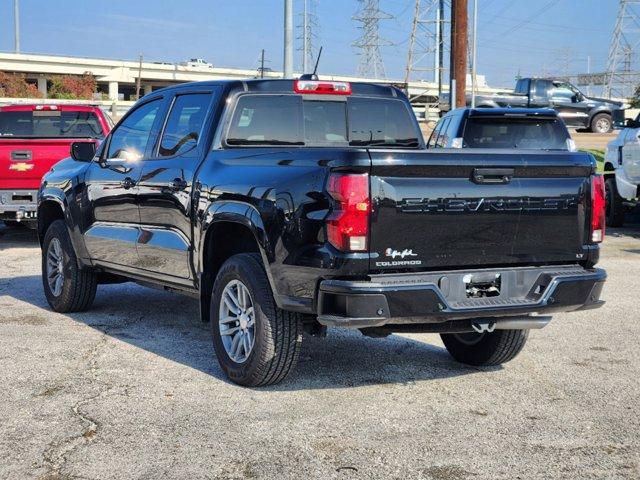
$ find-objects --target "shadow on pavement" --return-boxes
[0,223,39,250]
[2,272,485,390]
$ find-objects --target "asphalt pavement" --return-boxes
[0,219,639,479]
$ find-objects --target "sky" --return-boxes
[0,0,620,88]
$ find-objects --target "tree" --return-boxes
[49,73,97,100]
[0,71,43,98]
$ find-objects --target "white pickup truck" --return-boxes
[604,121,640,226]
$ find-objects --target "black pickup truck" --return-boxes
[445,77,625,133]
[38,79,606,386]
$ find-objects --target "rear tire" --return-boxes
[605,177,625,227]
[210,253,303,387]
[440,329,528,366]
[42,219,97,313]
[590,113,612,133]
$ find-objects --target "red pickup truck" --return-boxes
[0,104,112,227]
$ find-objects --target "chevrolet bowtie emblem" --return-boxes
[9,162,34,172]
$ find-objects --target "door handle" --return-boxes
[121,177,136,190]
[472,168,514,184]
[169,178,188,191]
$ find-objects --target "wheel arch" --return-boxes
[37,196,66,247]
[197,201,279,322]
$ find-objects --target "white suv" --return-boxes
[604,124,640,226]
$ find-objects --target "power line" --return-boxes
[352,0,393,79]
[480,0,559,41]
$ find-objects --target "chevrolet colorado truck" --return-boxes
[442,78,625,133]
[0,104,111,227]
[38,79,606,386]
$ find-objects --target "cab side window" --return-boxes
[158,93,212,157]
[107,99,160,161]
[435,117,451,148]
[428,118,444,148]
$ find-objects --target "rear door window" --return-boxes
[158,93,212,157]
[0,110,104,138]
[462,117,570,150]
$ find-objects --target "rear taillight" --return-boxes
[591,175,605,243]
[326,173,370,251]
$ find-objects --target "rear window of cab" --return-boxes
[225,94,420,148]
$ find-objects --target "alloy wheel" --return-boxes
[218,279,256,364]
[46,238,65,297]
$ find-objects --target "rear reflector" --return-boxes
[326,173,370,251]
[294,80,351,95]
[591,175,605,243]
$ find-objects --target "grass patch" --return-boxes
[580,148,605,173]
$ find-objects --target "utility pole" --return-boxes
[284,0,294,78]
[261,49,265,78]
[605,0,640,98]
[450,0,467,109]
[437,0,444,97]
[353,0,392,79]
[470,0,477,107]
[135,54,143,100]
[14,0,20,53]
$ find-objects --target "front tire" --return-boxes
[605,176,625,227]
[590,113,612,133]
[210,253,302,387]
[42,219,97,312]
[440,329,528,366]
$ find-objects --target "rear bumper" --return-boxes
[317,265,606,329]
[615,168,640,201]
[0,189,38,222]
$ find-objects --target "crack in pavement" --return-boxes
[38,315,147,480]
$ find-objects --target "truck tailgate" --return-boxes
[368,150,593,271]
[0,139,77,189]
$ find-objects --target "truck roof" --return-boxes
[451,107,559,118]
[149,79,402,98]
[0,104,103,112]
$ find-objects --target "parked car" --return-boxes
[182,58,213,69]
[603,117,640,226]
[427,108,575,151]
[38,79,606,387]
[0,104,112,227]
[441,78,626,133]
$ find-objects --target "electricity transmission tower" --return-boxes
[405,0,447,85]
[352,0,392,79]
[605,0,640,98]
[298,0,319,73]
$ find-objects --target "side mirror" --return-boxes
[626,118,640,129]
[70,141,96,162]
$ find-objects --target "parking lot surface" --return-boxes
[1,220,639,479]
